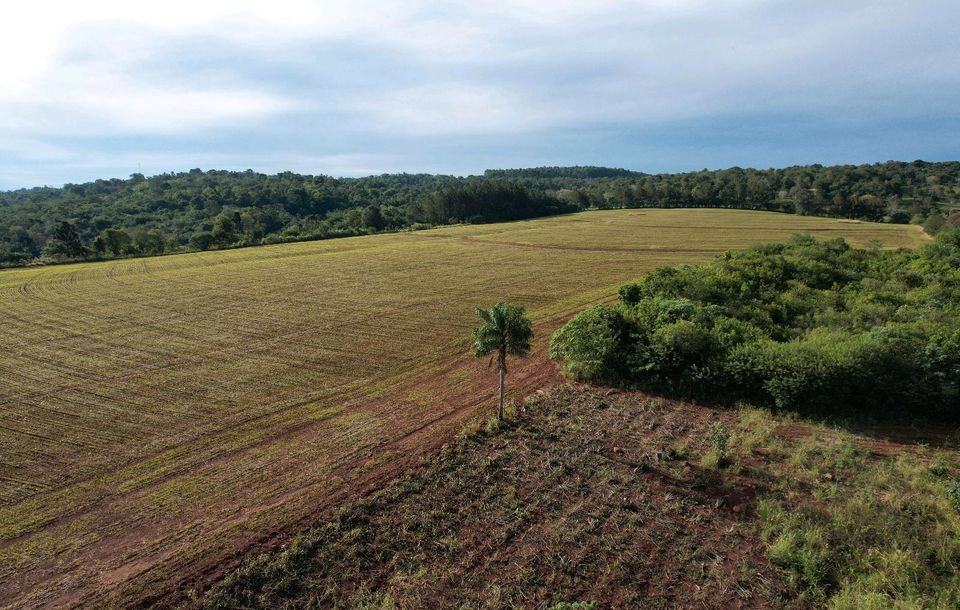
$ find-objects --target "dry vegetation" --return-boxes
[0,209,925,608]
[203,386,960,609]
[203,386,787,609]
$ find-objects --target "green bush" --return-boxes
[550,230,960,417]
[948,479,960,511]
[549,304,628,383]
[702,421,731,468]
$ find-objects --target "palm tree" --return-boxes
[472,302,533,420]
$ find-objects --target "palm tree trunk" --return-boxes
[497,350,506,420]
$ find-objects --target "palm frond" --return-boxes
[471,301,533,360]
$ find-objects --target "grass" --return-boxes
[0,209,925,607]
[739,408,960,609]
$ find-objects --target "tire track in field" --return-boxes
[0,211,924,609]
[2,254,457,504]
[0,300,586,609]
[85,315,574,610]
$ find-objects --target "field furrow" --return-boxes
[0,209,926,608]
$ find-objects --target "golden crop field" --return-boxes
[0,209,926,608]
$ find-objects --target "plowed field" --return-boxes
[0,209,926,607]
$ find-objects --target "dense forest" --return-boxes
[551,229,960,418]
[496,161,959,227]
[1,161,957,266]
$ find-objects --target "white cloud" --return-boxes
[0,10,311,138]
[0,1,956,187]
[1,84,296,137]
[362,84,548,134]
[4,1,956,133]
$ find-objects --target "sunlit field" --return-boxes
[0,209,926,608]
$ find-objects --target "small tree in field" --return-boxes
[473,302,533,421]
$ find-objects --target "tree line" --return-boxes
[1,161,957,266]
[500,162,958,230]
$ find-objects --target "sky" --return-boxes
[0,0,958,189]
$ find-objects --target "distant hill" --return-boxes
[1,161,957,266]
[484,165,642,179]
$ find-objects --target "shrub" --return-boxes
[549,305,628,383]
[550,232,960,418]
[924,213,946,235]
[702,421,731,468]
[948,478,960,511]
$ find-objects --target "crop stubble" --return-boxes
[0,209,925,607]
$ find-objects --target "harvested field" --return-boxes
[203,385,789,610]
[0,209,926,608]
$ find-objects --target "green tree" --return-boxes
[44,221,88,259]
[133,229,166,255]
[8,226,37,256]
[99,228,132,256]
[472,302,533,420]
[361,205,385,231]
[211,212,239,244]
[190,231,215,251]
[924,212,946,235]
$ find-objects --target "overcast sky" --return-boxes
[1,1,958,189]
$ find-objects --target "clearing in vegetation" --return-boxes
[0,209,925,607]
[203,386,787,609]
[203,386,960,609]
